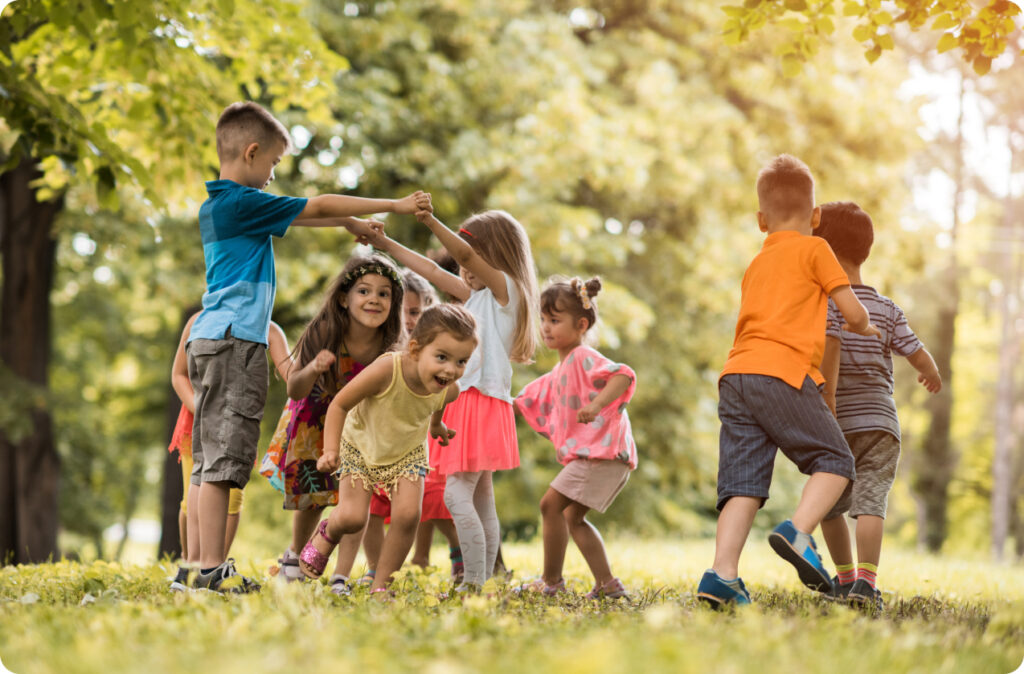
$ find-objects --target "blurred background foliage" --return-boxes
[1,0,1021,562]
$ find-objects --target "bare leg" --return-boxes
[564,502,614,587]
[291,507,324,556]
[854,515,884,568]
[307,477,372,560]
[791,472,849,534]
[434,519,459,547]
[178,508,188,561]
[372,477,424,591]
[821,515,853,567]
[540,487,572,585]
[711,495,760,579]
[410,521,434,568]
[197,481,230,569]
[332,519,367,579]
[223,513,240,558]
[362,515,386,572]
[185,481,201,565]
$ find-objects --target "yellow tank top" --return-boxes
[342,352,448,466]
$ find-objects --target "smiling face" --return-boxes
[541,307,587,355]
[341,273,393,329]
[412,331,477,394]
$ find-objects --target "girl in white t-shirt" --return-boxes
[367,210,537,589]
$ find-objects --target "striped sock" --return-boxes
[836,563,856,585]
[857,562,878,589]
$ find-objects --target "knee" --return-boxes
[390,509,420,533]
[562,509,586,528]
[540,493,562,518]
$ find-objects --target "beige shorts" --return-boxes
[825,430,900,520]
[550,458,630,513]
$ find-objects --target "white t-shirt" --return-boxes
[459,272,519,403]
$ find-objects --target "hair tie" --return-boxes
[577,283,592,310]
[459,228,474,238]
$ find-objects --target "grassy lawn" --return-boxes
[1,539,1022,674]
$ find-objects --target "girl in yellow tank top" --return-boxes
[297,304,479,596]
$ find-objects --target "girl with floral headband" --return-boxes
[260,253,404,594]
[514,276,638,600]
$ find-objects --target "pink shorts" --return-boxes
[429,388,519,474]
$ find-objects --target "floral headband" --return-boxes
[341,262,402,290]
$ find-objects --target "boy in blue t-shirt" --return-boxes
[816,201,941,608]
[187,102,431,592]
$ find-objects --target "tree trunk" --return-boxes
[912,73,965,553]
[0,156,63,564]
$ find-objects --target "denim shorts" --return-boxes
[716,374,855,511]
[187,333,268,489]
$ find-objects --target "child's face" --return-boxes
[341,274,393,330]
[402,291,423,334]
[541,308,587,353]
[244,139,286,190]
[414,332,476,393]
[460,267,485,291]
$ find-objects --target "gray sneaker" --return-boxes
[847,578,883,609]
[169,566,193,592]
[824,575,854,601]
[193,559,261,594]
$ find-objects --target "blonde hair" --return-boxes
[458,210,538,363]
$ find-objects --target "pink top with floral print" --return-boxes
[515,345,637,469]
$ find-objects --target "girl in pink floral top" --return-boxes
[515,277,637,600]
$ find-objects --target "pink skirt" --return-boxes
[429,388,519,474]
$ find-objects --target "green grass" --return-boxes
[1,539,1022,674]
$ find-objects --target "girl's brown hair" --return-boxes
[540,276,602,331]
[408,304,478,352]
[458,210,538,362]
[402,269,438,307]
[293,254,404,392]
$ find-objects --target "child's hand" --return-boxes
[345,217,385,243]
[577,402,602,424]
[393,191,431,215]
[317,450,340,473]
[918,371,942,393]
[430,422,456,446]
[312,349,337,374]
[843,322,881,338]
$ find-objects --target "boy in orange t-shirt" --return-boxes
[697,155,880,608]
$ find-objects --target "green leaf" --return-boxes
[843,2,865,17]
[932,14,959,30]
[815,17,836,33]
[722,5,747,17]
[865,44,883,62]
[853,24,875,41]
[781,53,802,77]
[873,10,894,25]
[877,33,895,50]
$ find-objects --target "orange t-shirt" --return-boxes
[721,231,849,389]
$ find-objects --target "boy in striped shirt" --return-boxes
[817,201,942,608]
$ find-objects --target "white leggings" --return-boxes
[444,471,499,586]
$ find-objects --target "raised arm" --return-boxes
[318,356,392,472]
[290,216,384,242]
[829,286,880,338]
[906,346,942,393]
[267,321,294,381]
[417,212,510,305]
[365,230,470,302]
[171,313,199,413]
[294,191,431,221]
[286,349,337,400]
[821,335,841,416]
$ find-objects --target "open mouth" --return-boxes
[434,375,451,387]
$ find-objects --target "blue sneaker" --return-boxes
[697,570,751,608]
[767,520,832,592]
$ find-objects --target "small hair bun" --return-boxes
[583,276,602,298]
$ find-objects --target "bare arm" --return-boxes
[171,313,199,413]
[365,231,471,302]
[290,216,384,242]
[417,212,510,305]
[286,350,337,400]
[821,335,841,416]
[577,373,633,424]
[429,383,461,446]
[829,286,880,338]
[267,322,293,381]
[318,356,393,472]
[906,346,942,393]
[294,191,431,221]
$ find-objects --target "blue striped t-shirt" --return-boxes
[188,180,307,346]
[826,285,923,440]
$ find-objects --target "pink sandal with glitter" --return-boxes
[299,520,339,579]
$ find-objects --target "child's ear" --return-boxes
[407,339,422,357]
[757,211,768,232]
[810,206,822,231]
[577,316,591,332]
[243,142,260,163]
